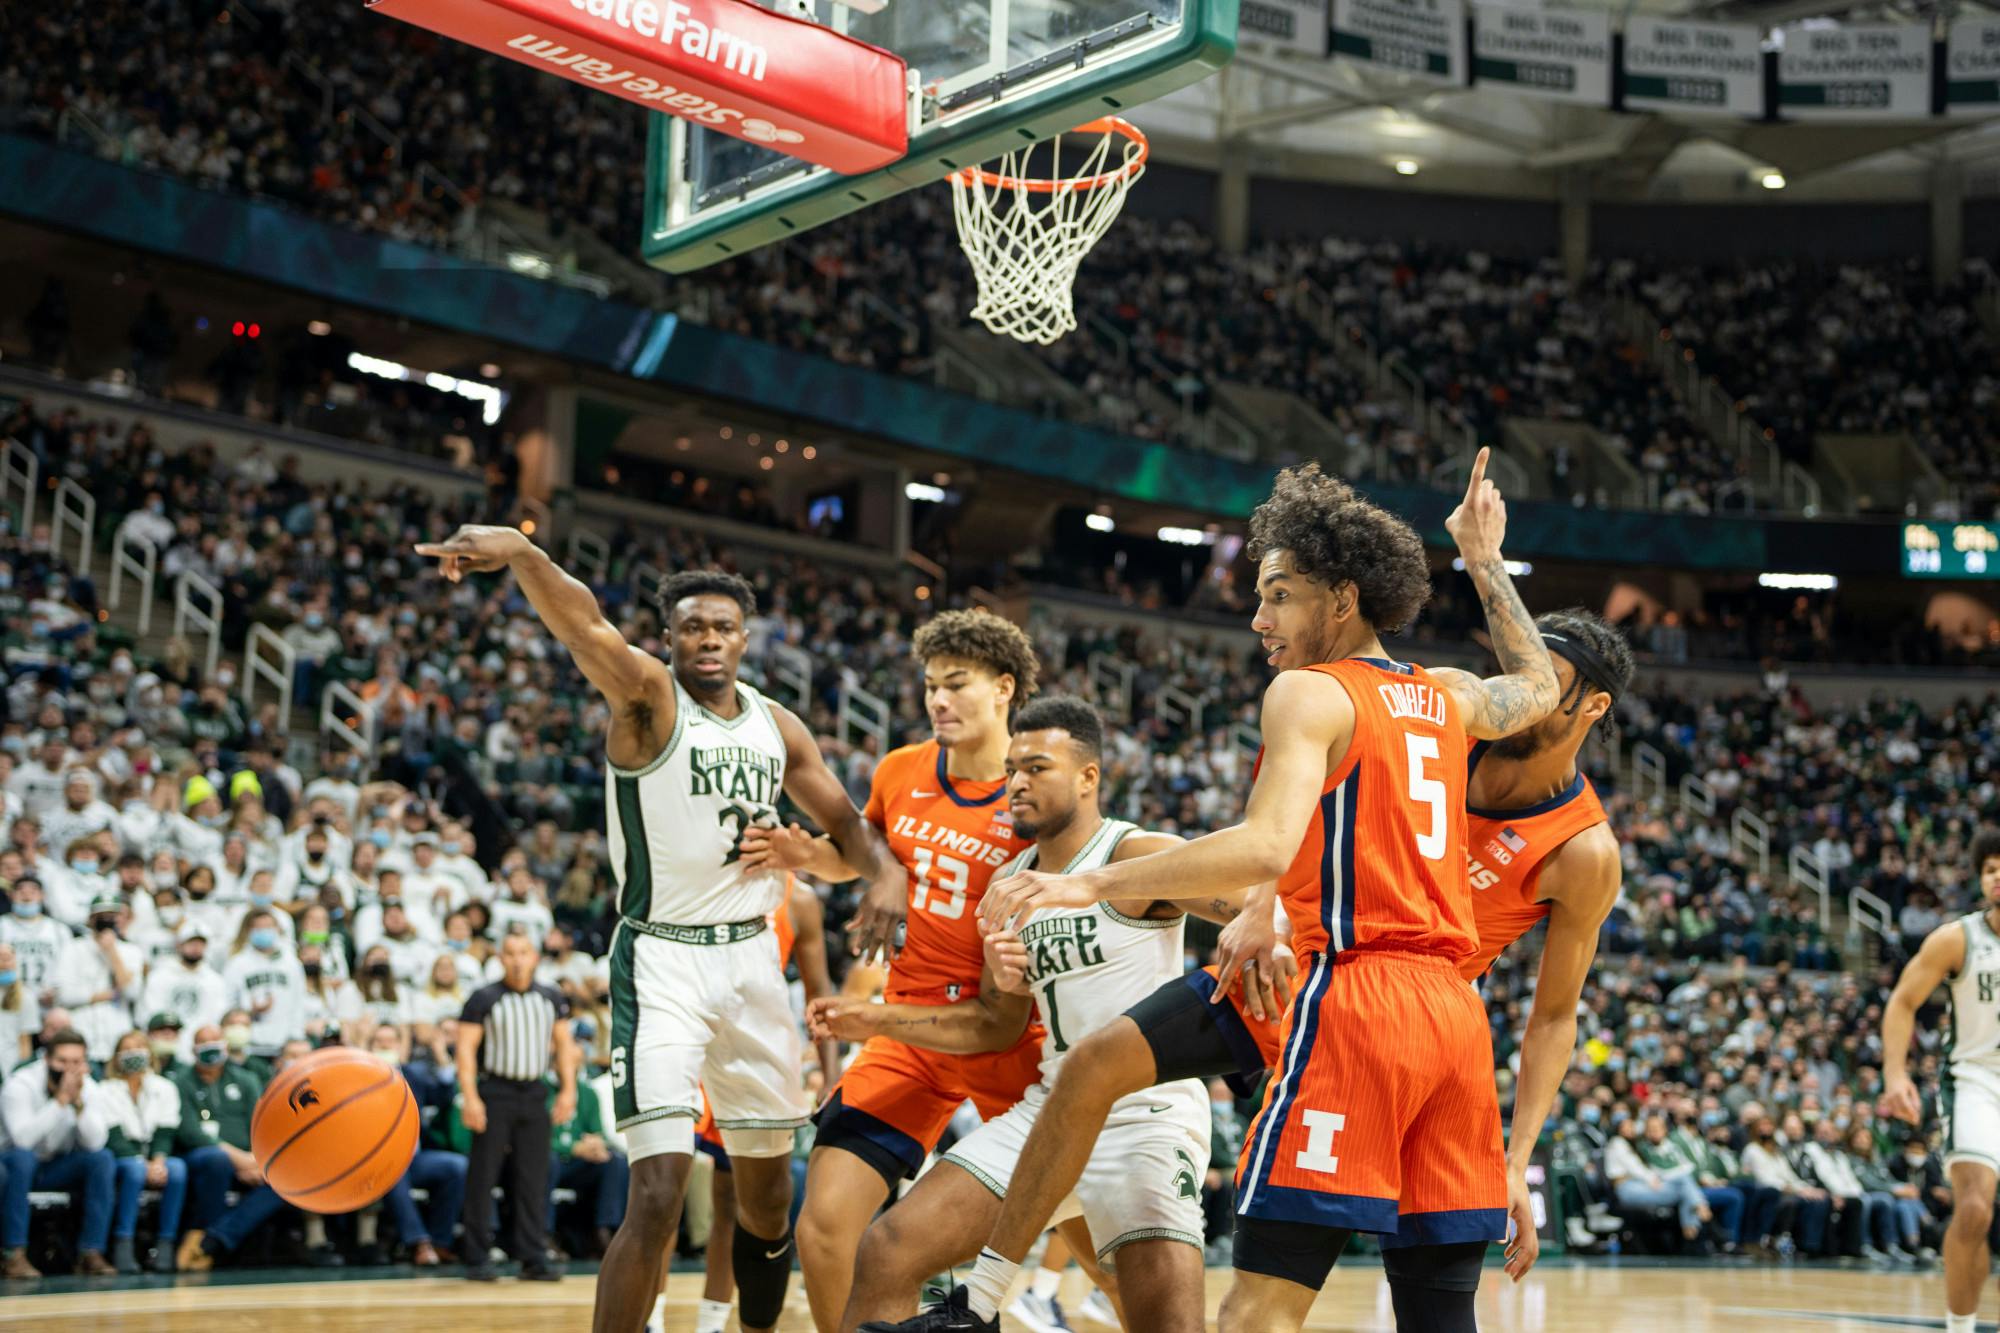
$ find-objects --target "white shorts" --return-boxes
[941,1078,1209,1268]
[609,922,805,1163]
[1946,1062,2000,1173]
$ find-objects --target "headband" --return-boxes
[1541,630,1622,704]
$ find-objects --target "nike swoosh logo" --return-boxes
[1146,1104,1172,1114]
[912,790,937,798]
[763,1246,789,1260]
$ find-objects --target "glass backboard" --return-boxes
[644,0,1236,271]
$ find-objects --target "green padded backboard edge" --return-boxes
[641,0,1238,273]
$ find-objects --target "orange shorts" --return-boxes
[1234,950,1506,1247]
[1200,964,1285,1070]
[694,1088,729,1168]
[815,1024,1044,1185]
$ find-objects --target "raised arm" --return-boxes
[980,670,1352,927]
[1502,822,1619,1281]
[770,705,908,963]
[1432,448,1560,741]
[416,526,670,723]
[1881,921,1964,1124]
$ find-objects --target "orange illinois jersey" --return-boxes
[1273,658,1476,970]
[1458,743,1609,981]
[770,880,799,968]
[864,740,1030,1005]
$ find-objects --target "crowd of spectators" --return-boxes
[14,0,1998,513]
[0,381,1996,1280]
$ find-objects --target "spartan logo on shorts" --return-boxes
[1019,915,1106,983]
[1173,1149,1199,1201]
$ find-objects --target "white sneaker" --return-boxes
[1008,1290,1073,1333]
[1077,1289,1119,1326]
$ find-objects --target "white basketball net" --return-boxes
[948,122,1147,346]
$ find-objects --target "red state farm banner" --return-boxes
[368,0,908,174]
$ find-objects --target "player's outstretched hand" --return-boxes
[1878,1073,1922,1125]
[1503,1168,1541,1281]
[806,996,876,1044]
[414,524,531,583]
[1209,906,1296,1022]
[847,869,908,966]
[978,867,1099,931]
[1443,446,1506,563]
[983,925,1030,995]
[738,821,817,872]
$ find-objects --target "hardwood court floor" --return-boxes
[0,1261,1982,1332]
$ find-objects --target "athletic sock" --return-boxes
[649,1292,667,1330]
[1030,1265,1063,1301]
[966,1247,1020,1322]
[694,1297,732,1333]
[1946,1314,1976,1333]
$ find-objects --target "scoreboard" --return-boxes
[1903,522,2000,579]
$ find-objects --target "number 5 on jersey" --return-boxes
[1405,733,1446,862]
[911,847,970,919]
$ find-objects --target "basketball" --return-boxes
[249,1047,419,1215]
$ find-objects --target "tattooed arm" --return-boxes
[803,953,1031,1055]
[1432,448,1560,740]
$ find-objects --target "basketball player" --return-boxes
[982,450,1559,1332]
[808,695,1238,1333]
[1881,830,2000,1333]
[661,875,841,1333]
[416,528,901,1333]
[938,606,1630,1317]
[734,610,1046,1331]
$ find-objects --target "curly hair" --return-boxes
[1537,608,1636,699]
[1246,463,1431,633]
[1975,830,2000,876]
[657,570,756,621]
[1012,694,1102,760]
[911,609,1040,700]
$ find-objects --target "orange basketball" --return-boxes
[250,1047,419,1214]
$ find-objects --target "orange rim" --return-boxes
[953,117,1149,194]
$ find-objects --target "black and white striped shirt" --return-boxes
[460,980,568,1082]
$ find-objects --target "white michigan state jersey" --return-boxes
[1949,910,2000,1071]
[606,676,788,926]
[1001,819,1198,1098]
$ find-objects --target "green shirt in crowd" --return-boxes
[170,1063,265,1154]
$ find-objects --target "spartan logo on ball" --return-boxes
[288,1082,322,1114]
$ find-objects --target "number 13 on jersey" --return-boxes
[910,847,970,918]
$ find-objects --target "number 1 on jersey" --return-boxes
[1405,733,1446,862]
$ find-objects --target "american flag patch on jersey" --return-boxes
[1499,827,1527,854]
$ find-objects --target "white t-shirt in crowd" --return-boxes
[222,947,307,1056]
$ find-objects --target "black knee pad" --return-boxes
[1381,1240,1486,1293]
[732,1224,794,1328]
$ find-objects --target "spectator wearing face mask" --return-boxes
[0,878,67,1010]
[279,820,349,907]
[1890,1134,1950,1255]
[168,777,228,867]
[534,926,594,997]
[0,945,38,1067]
[1801,1115,1890,1261]
[297,940,362,1042]
[371,1027,466,1266]
[283,609,343,705]
[1741,1115,1833,1255]
[0,1027,117,1277]
[1846,1126,1923,1261]
[57,894,144,1063]
[140,926,228,1059]
[100,1028,186,1273]
[435,824,485,902]
[144,1014,188,1077]
[212,834,255,905]
[1606,1114,1722,1249]
[489,869,553,946]
[402,836,465,924]
[221,912,304,1062]
[49,835,112,931]
[300,751,366,823]
[413,953,472,1044]
[132,887,187,971]
[354,944,411,1038]
[227,872,296,950]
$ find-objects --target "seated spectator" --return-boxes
[547,1064,626,1259]
[354,944,410,1037]
[535,925,594,999]
[1890,1133,1951,1255]
[218,1008,272,1085]
[0,878,67,1011]
[0,1027,117,1277]
[1785,1110,1866,1258]
[0,945,40,1068]
[223,911,305,1064]
[1605,1113,1717,1250]
[1741,1115,1833,1256]
[58,893,145,1064]
[144,1013,186,1077]
[1848,1126,1924,1261]
[1640,1111,1743,1253]
[138,924,228,1061]
[99,1028,185,1273]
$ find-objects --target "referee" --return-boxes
[458,928,580,1282]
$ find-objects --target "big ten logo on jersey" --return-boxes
[1017,913,1106,985]
[1468,826,1525,891]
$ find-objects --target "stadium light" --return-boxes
[345,351,506,425]
[905,482,947,503]
[1760,172,1786,190]
[1758,572,1837,590]
[1393,159,1420,176]
[1451,557,1533,577]
[1085,513,1115,533]
[1158,526,1215,546]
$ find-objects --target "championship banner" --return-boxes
[1622,17,1763,117]
[367,0,909,174]
[1776,23,1931,119]
[1241,0,1330,56]
[1332,0,1468,84]
[1472,4,1610,107]
[1946,18,2000,118]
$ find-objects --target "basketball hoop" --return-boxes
[948,117,1148,346]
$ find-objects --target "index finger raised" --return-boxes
[1465,446,1490,494]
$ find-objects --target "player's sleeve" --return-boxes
[862,747,905,826]
[459,985,495,1026]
